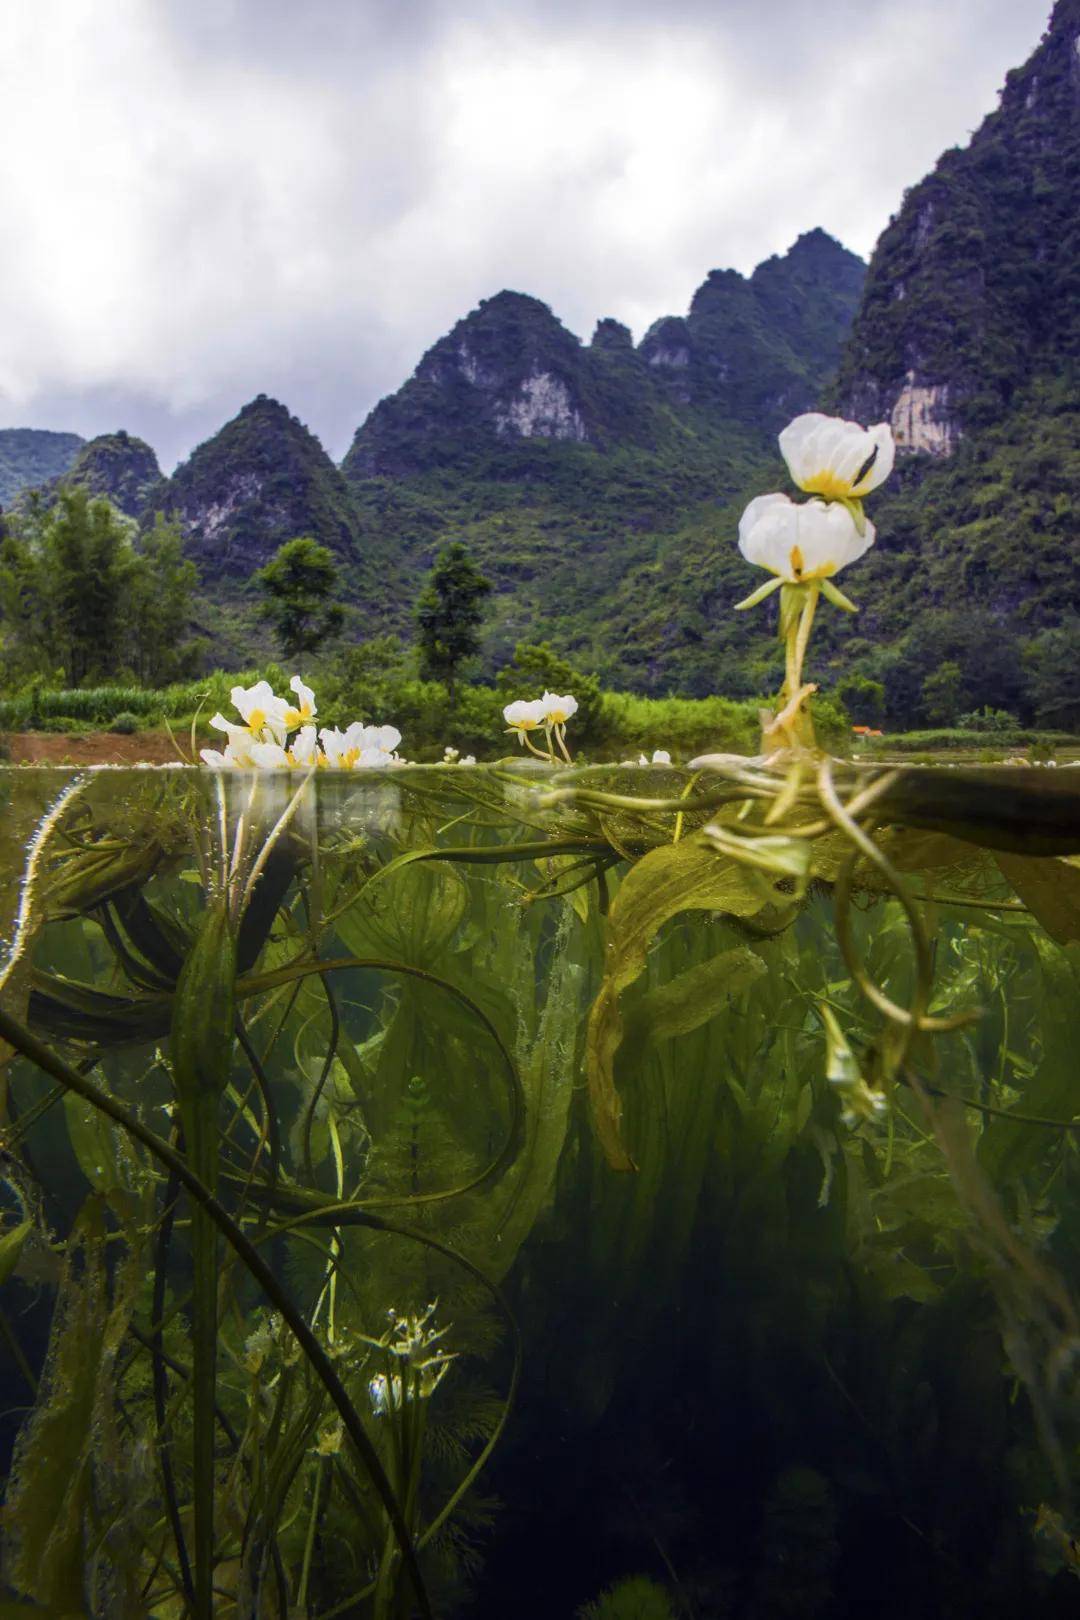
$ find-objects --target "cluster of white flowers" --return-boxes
[736,412,895,609]
[503,690,579,762]
[199,677,404,770]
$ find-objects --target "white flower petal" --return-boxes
[540,691,577,724]
[778,412,895,500]
[737,493,874,581]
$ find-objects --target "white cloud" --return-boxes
[0,0,1053,468]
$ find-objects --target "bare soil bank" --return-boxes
[0,731,183,765]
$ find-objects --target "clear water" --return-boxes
[1,764,1079,1619]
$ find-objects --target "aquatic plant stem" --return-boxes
[150,1162,197,1616]
[185,1095,219,1620]
[0,1002,433,1620]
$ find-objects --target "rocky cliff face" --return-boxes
[342,291,672,480]
[344,234,865,482]
[162,396,359,582]
[836,0,1080,454]
[0,428,84,508]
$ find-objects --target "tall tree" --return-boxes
[254,536,344,661]
[125,514,200,684]
[414,542,491,703]
[0,494,200,688]
[44,490,131,685]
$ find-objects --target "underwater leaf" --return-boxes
[0,1219,32,1288]
[334,853,468,962]
[484,913,584,1277]
[587,837,774,1169]
[996,853,1080,945]
[978,935,1080,1184]
[62,1092,125,1194]
[2,1203,141,1611]
[28,971,171,1046]
[621,945,766,1052]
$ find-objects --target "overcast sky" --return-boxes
[0,0,1053,471]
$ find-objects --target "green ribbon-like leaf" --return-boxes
[586,837,778,1169]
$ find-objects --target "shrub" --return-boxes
[956,705,1020,733]
[110,712,141,735]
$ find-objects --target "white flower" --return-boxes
[249,741,291,769]
[353,746,398,770]
[229,681,291,743]
[650,749,671,765]
[442,746,460,762]
[206,718,258,766]
[738,493,874,584]
[779,412,894,501]
[199,746,238,769]
[459,754,476,766]
[319,726,356,768]
[541,692,577,726]
[282,674,317,730]
[290,725,320,767]
[503,699,547,742]
[358,724,402,754]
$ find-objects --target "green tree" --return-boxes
[920,660,965,727]
[834,672,885,728]
[41,490,132,685]
[254,536,344,661]
[1023,619,1080,730]
[496,640,602,742]
[125,514,200,684]
[415,542,491,704]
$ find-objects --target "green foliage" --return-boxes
[957,705,1020,733]
[497,639,603,739]
[835,671,885,727]
[109,711,140,734]
[578,1576,676,1620]
[415,541,492,700]
[921,659,964,726]
[254,534,344,659]
[0,493,199,688]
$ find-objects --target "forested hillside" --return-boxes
[2,4,1076,728]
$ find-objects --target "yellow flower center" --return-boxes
[802,469,853,500]
[283,706,301,728]
[247,707,266,732]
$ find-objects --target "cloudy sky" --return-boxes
[0,0,1052,470]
